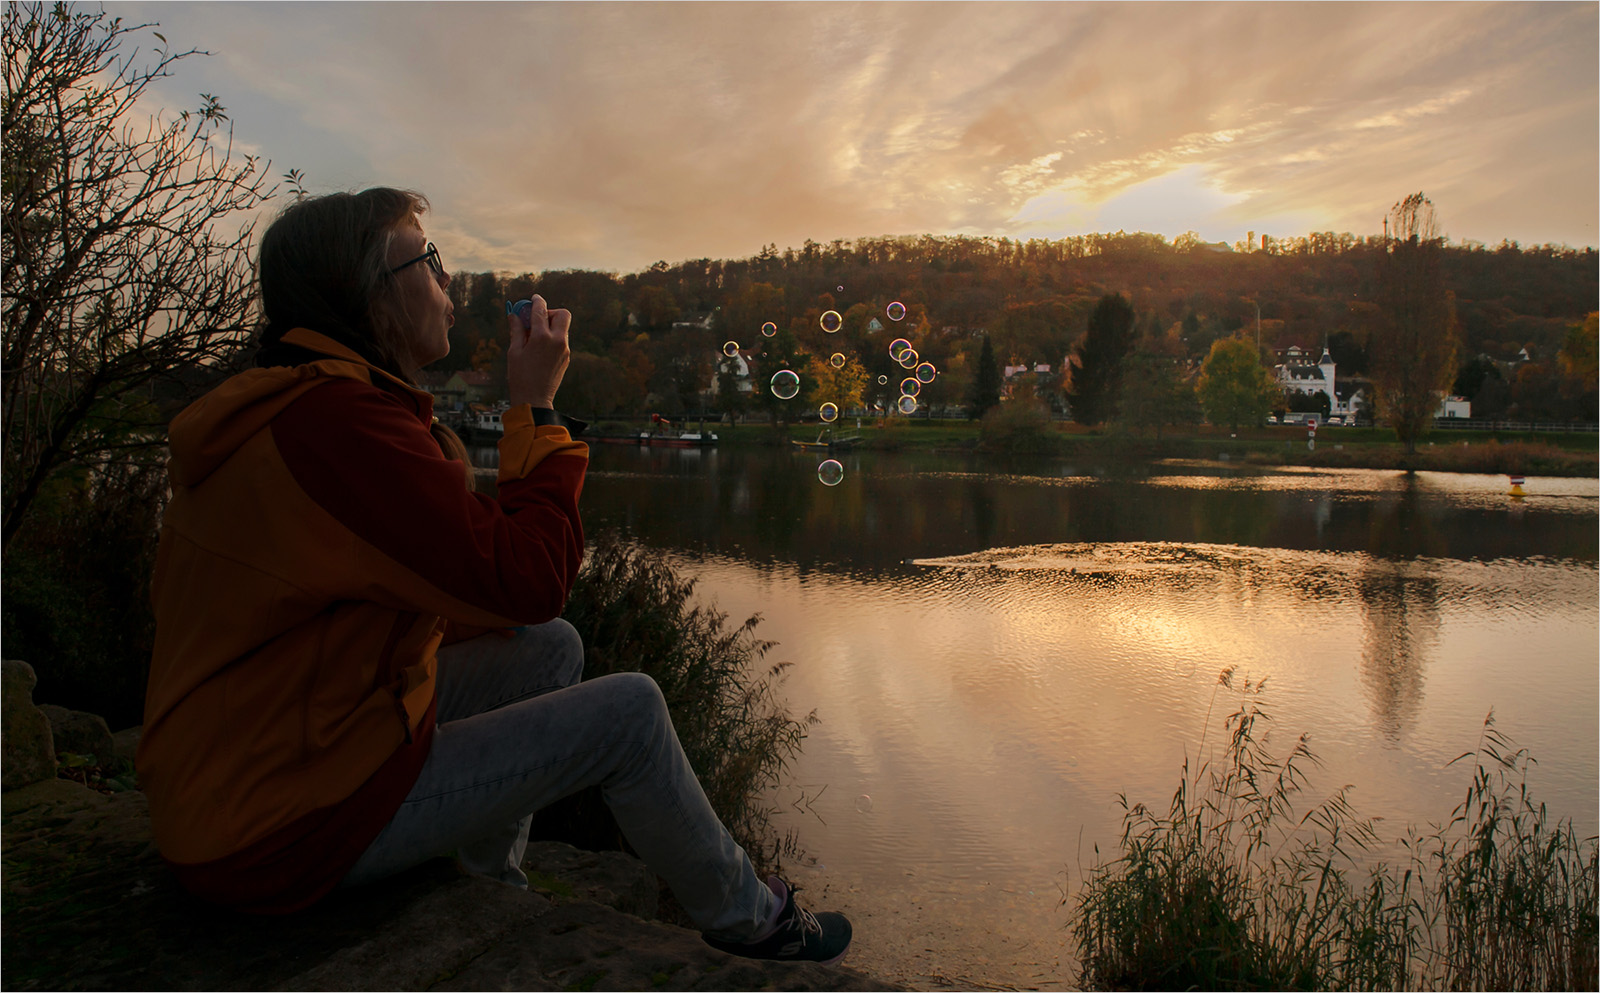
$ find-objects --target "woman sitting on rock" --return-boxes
[136,187,850,965]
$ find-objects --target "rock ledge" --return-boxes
[2,773,892,991]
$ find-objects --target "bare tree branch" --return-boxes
[3,1,278,551]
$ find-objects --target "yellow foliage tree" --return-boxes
[803,354,869,416]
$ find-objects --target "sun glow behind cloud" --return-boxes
[1007,164,1320,245]
[111,1,1597,272]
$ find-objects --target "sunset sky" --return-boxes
[116,1,1598,274]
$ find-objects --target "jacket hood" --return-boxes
[167,328,434,488]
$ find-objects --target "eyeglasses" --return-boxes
[391,242,444,277]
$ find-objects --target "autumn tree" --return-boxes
[1067,293,1137,425]
[532,269,626,352]
[1197,337,1278,432]
[803,353,868,418]
[2,2,279,551]
[1369,193,1460,453]
[646,324,714,416]
[1121,350,1198,440]
[633,284,681,332]
[558,351,626,418]
[612,337,655,410]
[717,281,786,347]
[1557,312,1598,419]
[471,335,505,380]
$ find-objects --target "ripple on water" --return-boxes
[912,541,1597,623]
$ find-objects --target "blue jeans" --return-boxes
[340,619,778,939]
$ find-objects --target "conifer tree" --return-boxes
[969,334,1002,419]
[1068,294,1137,425]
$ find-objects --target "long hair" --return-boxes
[254,188,474,489]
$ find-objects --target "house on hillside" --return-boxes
[708,349,757,396]
[672,312,715,331]
[1273,345,1369,419]
[444,369,499,404]
[1334,380,1368,420]
[414,370,464,411]
[1002,362,1055,399]
[1275,346,1340,414]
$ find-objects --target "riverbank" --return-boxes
[697,419,1599,477]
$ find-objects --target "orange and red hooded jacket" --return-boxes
[136,327,588,913]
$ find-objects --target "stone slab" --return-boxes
[2,776,897,992]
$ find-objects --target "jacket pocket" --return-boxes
[378,611,418,744]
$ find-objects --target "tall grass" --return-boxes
[1069,669,1597,991]
[559,529,815,872]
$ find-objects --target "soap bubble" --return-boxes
[898,348,919,370]
[915,361,936,383]
[817,459,845,487]
[722,341,739,357]
[761,321,777,337]
[886,301,906,322]
[770,369,800,400]
[888,338,912,361]
[820,310,842,333]
[898,395,918,414]
[900,377,921,397]
[877,375,888,385]
[854,794,874,813]
[829,352,846,369]
[819,402,839,422]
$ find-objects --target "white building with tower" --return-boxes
[1273,343,1468,421]
[1274,345,1348,415]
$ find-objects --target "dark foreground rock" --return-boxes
[2,777,895,991]
[2,660,56,790]
[36,704,117,766]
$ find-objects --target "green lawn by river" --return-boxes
[679,418,1600,477]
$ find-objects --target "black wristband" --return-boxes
[529,407,588,439]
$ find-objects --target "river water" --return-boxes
[477,443,1598,990]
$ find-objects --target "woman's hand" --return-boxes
[506,295,571,408]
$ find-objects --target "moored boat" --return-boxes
[792,429,861,452]
[590,429,719,447]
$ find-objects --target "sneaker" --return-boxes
[703,876,853,966]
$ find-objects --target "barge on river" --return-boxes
[592,430,718,448]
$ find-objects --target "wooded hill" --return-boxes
[437,232,1598,422]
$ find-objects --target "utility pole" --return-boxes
[1252,299,1261,352]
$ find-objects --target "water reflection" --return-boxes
[669,543,1596,989]
[1356,560,1439,741]
[1365,472,1448,559]
[468,445,1597,989]
[487,447,1597,574]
